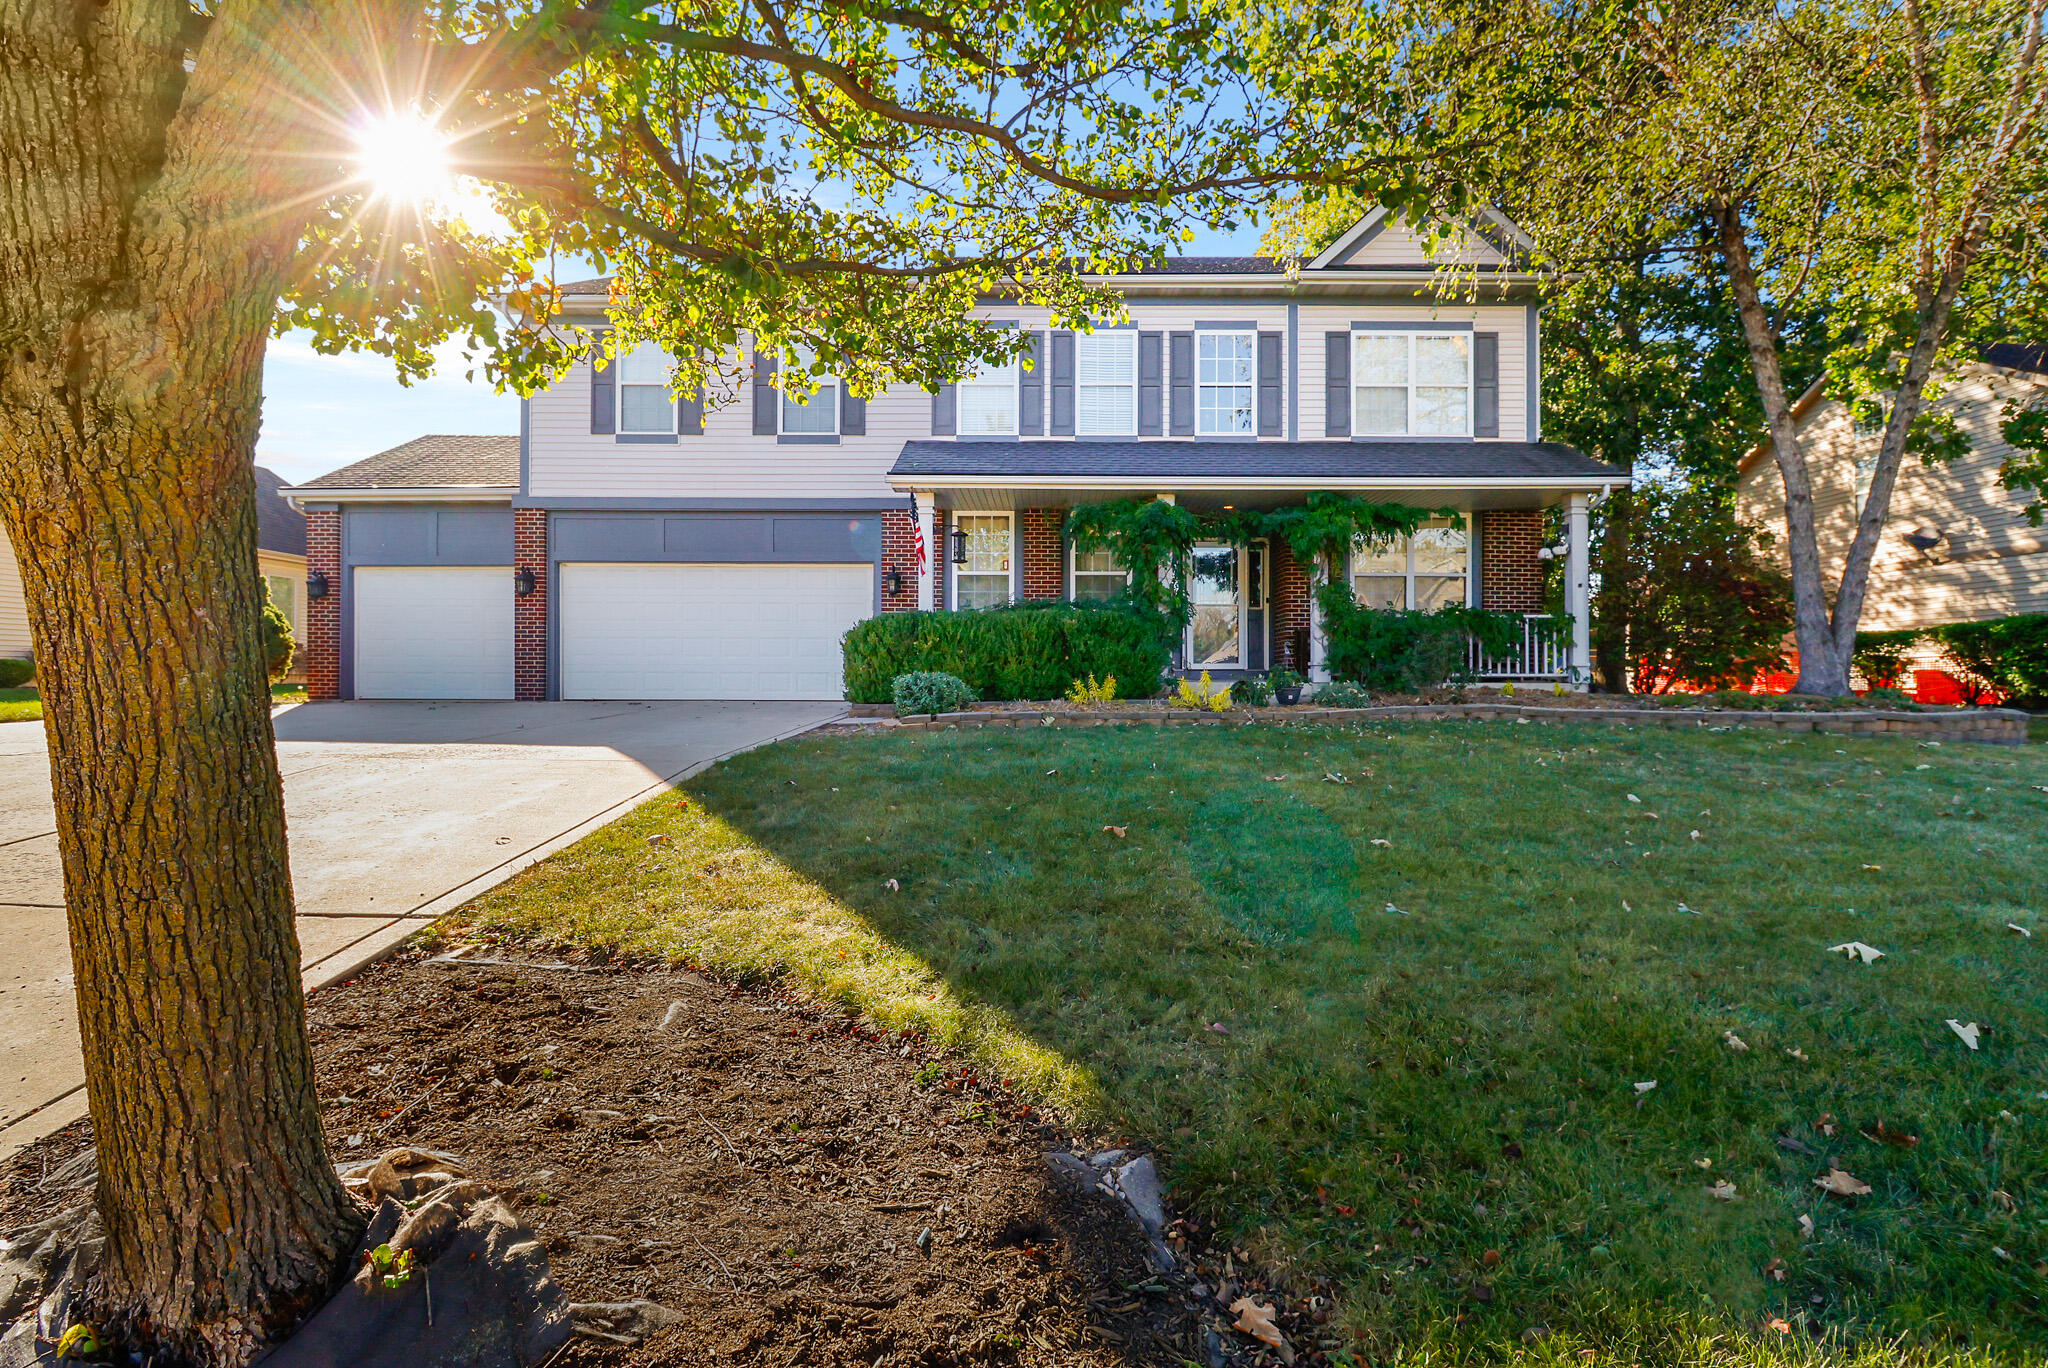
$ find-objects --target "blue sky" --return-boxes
[255,220,1267,484]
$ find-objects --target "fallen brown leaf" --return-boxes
[1862,1121,1920,1149]
[1230,1297,1292,1362]
[1101,825,1127,838]
[1814,1167,1872,1197]
[1708,1180,1739,1201]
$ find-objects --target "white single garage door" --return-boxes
[353,566,514,699]
[560,562,872,700]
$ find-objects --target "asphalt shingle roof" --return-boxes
[890,439,1624,482]
[253,466,305,556]
[295,435,520,490]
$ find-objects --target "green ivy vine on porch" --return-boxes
[1064,492,1460,627]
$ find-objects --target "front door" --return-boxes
[1188,544,1243,669]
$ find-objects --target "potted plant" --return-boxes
[1270,667,1304,706]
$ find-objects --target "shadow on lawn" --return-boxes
[477,721,2048,1366]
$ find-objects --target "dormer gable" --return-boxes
[1307,206,1535,272]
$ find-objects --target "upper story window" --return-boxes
[959,354,1019,435]
[618,341,675,433]
[1353,333,1471,437]
[1197,332,1257,435]
[1076,332,1138,436]
[781,348,840,435]
[1352,521,1470,610]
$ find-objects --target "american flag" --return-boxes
[913,517,927,575]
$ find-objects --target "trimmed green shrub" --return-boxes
[1319,586,1537,693]
[1853,629,1921,690]
[1931,613,2048,706]
[261,599,295,682]
[844,602,1171,703]
[1311,680,1373,708]
[0,657,33,688]
[891,671,976,715]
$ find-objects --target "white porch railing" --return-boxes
[1468,614,1569,679]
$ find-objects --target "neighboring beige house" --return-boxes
[0,466,307,665]
[1736,346,2048,645]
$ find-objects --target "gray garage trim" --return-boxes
[516,496,901,512]
[339,505,515,700]
[545,510,885,700]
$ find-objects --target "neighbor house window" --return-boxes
[1352,332,1471,436]
[1076,332,1138,436]
[1069,547,1128,602]
[958,354,1019,435]
[954,514,1013,608]
[264,574,298,635]
[617,341,675,433]
[778,348,840,435]
[1197,332,1257,435]
[1351,520,1469,609]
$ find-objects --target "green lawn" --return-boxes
[0,687,38,723]
[447,720,2048,1366]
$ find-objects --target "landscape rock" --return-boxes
[0,1204,102,1368]
[1043,1151,1100,1194]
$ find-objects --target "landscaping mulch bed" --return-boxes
[2,948,1304,1367]
[902,690,1971,716]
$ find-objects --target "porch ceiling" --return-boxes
[891,439,1627,512]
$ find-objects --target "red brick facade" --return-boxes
[1477,509,1545,612]
[514,508,549,700]
[1271,541,1313,671]
[880,508,919,612]
[1021,508,1064,600]
[304,508,342,701]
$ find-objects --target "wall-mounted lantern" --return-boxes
[514,566,538,596]
[306,570,329,599]
[949,528,969,565]
[1902,527,1943,552]
[884,569,905,596]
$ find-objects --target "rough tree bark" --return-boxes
[0,3,365,1363]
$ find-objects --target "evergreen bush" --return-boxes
[844,602,1170,703]
[1931,613,2048,706]
[891,671,977,715]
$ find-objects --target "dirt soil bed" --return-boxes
[950,691,1963,716]
[3,948,1292,1368]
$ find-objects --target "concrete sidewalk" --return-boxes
[0,700,840,1157]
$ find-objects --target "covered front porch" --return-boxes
[884,439,1626,686]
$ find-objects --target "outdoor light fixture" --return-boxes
[1903,527,1944,552]
[306,570,329,599]
[885,569,905,596]
[514,567,537,596]
[949,528,969,565]
[1536,546,1558,561]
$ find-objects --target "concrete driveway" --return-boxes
[0,700,842,1156]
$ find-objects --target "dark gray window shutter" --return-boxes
[839,385,866,436]
[1168,331,1195,436]
[930,384,956,435]
[1473,332,1499,438]
[1324,331,1351,437]
[751,351,779,436]
[675,349,702,435]
[1049,331,1075,436]
[1137,331,1164,436]
[1018,331,1044,436]
[589,333,615,434]
[1257,332,1283,436]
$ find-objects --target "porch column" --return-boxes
[1308,552,1331,682]
[914,491,937,611]
[1566,492,1591,688]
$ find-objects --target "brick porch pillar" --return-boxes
[1478,509,1544,611]
[879,508,919,612]
[514,508,549,700]
[304,507,341,701]
[1271,541,1312,672]
[1021,508,1064,600]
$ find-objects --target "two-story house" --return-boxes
[286,210,1626,701]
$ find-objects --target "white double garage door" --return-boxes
[353,562,872,700]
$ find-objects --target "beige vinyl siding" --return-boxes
[0,525,29,657]
[1735,362,2048,631]
[1296,304,1532,444]
[1336,216,1509,268]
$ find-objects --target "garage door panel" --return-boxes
[354,567,514,699]
[560,562,870,700]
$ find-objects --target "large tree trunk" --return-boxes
[0,3,364,1363]
[1710,198,1848,695]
